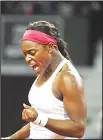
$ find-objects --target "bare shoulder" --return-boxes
[52,62,84,98]
[61,70,83,88]
[60,62,83,84]
[57,63,84,97]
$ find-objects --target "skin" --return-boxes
[10,40,87,139]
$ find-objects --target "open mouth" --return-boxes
[32,64,39,71]
[28,60,40,71]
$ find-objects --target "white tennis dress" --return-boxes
[28,59,80,139]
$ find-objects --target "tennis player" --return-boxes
[4,21,87,139]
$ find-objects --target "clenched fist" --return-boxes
[22,103,38,122]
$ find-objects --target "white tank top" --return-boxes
[28,59,79,139]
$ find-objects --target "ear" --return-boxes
[48,43,58,54]
[48,43,54,53]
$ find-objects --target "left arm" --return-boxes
[22,73,87,138]
[45,73,87,138]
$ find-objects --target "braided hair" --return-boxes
[26,20,71,60]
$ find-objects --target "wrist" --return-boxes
[32,112,48,127]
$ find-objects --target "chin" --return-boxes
[35,69,44,76]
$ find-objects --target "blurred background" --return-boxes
[1,1,102,139]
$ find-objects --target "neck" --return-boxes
[44,51,65,77]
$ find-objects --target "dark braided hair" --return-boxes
[27,20,71,60]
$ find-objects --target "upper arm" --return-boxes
[59,72,87,125]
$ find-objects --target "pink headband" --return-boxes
[22,30,57,45]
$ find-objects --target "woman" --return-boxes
[6,20,87,139]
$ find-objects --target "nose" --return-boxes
[25,55,32,63]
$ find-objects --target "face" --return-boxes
[21,40,53,74]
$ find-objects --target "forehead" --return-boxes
[21,40,42,51]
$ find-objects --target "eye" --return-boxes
[29,50,36,55]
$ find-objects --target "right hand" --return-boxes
[22,103,38,122]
